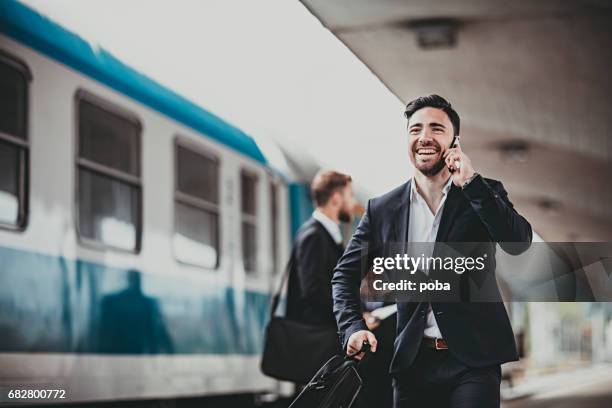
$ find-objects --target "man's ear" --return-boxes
[331,190,342,206]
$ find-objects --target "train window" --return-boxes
[270,181,279,274]
[241,170,258,274]
[173,142,219,269]
[76,92,142,252]
[0,52,30,230]
[79,100,140,177]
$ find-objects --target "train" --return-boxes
[0,1,318,405]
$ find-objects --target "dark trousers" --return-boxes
[394,345,501,408]
[356,314,396,408]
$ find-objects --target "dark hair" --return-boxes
[404,94,460,136]
[311,170,352,207]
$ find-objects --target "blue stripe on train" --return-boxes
[0,0,266,165]
[0,246,270,355]
[288,183,313,238]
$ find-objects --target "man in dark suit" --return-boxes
[287,170,355,327]
[332,95,532,407]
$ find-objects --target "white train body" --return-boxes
[0,1,301,403]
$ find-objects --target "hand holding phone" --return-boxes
[447,136,461,173]
[445,136,476,187]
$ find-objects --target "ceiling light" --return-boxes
[493,139,530,163]
[537,198,561,217]
[407,19,459,50]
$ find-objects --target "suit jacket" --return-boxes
[287,218,344,327]
[332,175,532,373]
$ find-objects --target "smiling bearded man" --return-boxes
[331,95,533,408]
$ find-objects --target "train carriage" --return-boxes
[0,1,313,404]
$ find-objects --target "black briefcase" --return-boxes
[288,343,370,408]
[261,317,341,383]
[261,253,341,383]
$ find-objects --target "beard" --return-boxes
[413,140,447,176]
[338,208,352,223]
[418,155,447,176]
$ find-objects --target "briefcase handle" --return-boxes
[346,340,371,363]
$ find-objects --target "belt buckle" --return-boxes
[435,337,448,350]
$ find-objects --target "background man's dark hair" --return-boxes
[404,94,460,136]
[311,170,352,207]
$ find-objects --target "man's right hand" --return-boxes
[346,330,377,360]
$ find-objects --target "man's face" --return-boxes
[337,183,355,223]
[407,107,455,177]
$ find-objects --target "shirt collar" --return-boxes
[312,210,343,244]
[411,176,453,203]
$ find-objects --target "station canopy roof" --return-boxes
[301,0,612,241]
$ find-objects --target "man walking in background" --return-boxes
[286,170,355,327]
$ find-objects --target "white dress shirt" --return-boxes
[312,210,343,245]
[407,177,453,339]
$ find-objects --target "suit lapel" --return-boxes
[435,183,463,242]
[311,218,339,248]
[391,180,412,246]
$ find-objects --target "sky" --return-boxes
[22,0,411,200]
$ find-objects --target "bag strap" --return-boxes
[269,248,296,317]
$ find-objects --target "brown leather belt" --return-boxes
[422,337,448,350]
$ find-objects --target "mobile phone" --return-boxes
[448,135,460,173]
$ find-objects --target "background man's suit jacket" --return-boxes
[332,175,532,374]
[287,218,344,327]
